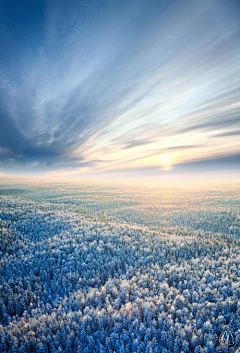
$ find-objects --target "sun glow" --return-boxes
[159,154,172,171]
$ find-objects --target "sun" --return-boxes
[159,154,172,171]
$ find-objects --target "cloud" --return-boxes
[0,0,239,176]
[212,130,240,138]
[164,145,201,151]
[122,140,152,149]
[174,154,240,172]
[94,154,240,177]
[178,109,240,134]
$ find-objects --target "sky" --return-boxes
[0,0,239,180]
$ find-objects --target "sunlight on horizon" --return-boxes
[159,154,173,171]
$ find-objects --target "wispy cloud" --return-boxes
[122,140,152,150]
[212,130,240,138]
[0,0,239,177]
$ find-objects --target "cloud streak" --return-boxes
[0,0,240,177]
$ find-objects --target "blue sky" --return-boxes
[0,0,239,179]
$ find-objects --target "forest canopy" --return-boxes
[0,181,239,352]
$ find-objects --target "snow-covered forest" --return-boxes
[0,181,239,352]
